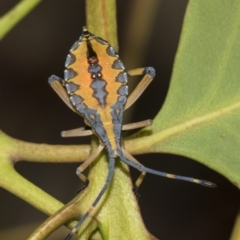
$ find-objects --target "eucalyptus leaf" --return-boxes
[128,0,240,188]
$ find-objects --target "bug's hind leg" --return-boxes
[125,67,155,110]
[119,148,147,200]
[76,145,104,185]
[121,120,153,199]
[122,119,152,131]
[120,148,216,188]
[132,171,146,201]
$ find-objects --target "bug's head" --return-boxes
[82,26,90,38]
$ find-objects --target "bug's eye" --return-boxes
[92,73,96,79]
[97,72,102,78]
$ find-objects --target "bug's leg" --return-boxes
[76,145,104,184]
[48,75,77,113]
[120,148,217,187]
[122,119,152,131]
[121,119,153,199]
[75,145,103,195]
[119,148,146,200]
[61,127,93,137]
[124,152,146,188]
[125,67,155,110]
[132,173,146,201]
[76,180,89,194]
[65,156,115,240]
[122,119,152,200]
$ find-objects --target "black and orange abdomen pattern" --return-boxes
[63,29,128,154]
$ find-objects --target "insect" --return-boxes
[48,27,216,240]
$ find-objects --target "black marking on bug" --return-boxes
[70,41,79,52]
[116,71,128,83]
[118,85,128,96]
[144,67,156,78]
[70,95,83,106]
[111,102,124,147]
[86,40,99,65]
[86,39,107,106]
[112,59,125,70]
[65,54,76,67]
[65,82,79,94]
[64,69,77,81]
[106,46,118,57]
[90,79,108,107]
[96,37,108,45]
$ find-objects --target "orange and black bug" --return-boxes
[48,27,216,240]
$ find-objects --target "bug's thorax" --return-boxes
[64,27,128,154]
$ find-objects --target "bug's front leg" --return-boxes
[125,67,155,110]
[48,75,77,113]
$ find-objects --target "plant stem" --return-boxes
[86,0,118,49]
[0,0,42,40]
[230,207,240,240]
[0,160,63,216]
[0,130,90,163]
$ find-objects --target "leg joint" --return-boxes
[48,75,64,85]
[143,67,156,78]
[76,166,83,175]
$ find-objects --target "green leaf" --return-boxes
[0,0,42,40]
[126,0,240,188]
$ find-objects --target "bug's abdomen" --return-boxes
[65,37,127,111]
